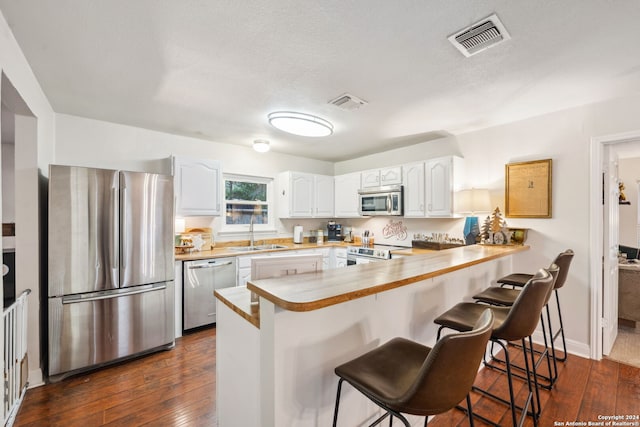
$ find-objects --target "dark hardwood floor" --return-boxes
[15,329,217,427]
[14,328,640,426]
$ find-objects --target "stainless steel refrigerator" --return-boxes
[48,165,175,379]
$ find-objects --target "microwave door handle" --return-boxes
[386,195,391,213]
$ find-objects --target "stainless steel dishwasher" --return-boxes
[183,257,237,331]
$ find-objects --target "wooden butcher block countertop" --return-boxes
[215,244,528,327]
[248,244,527,311]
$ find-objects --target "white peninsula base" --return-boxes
[216,246,524,426]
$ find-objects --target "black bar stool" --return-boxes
[486,249,574,363]
[433,268,555,427]
[332,309,494,427]
[472,262,562,390]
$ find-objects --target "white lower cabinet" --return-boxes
[334,248,347,268]
[236,255,254,287]
[236,247,346,286]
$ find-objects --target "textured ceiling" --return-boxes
[1,1,640,161]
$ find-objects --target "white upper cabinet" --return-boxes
[425,156,464,217]
[334,172,361,218]
[402,162,426,217]
[278,171,334,218]
[289,172,314,217]
[380,166,402,186]
[361,169,381,188]
[314,174,335,217]
[173,156,222,216]
[361,166,402,188]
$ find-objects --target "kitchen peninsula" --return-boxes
[215,244,528,427]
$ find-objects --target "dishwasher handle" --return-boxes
[188,261,234,269]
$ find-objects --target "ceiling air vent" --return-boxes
[448,14,510,57]
[328,93,368,111]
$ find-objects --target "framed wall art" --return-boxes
[505,158,552,218]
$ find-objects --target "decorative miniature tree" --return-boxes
[490,207,506,233]
[480,215,492,241]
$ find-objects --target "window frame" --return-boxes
[220,173,275,233]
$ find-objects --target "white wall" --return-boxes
[54,113,337,239]
[1,142,14,222]
[337,93,640,353]
[619,157,640,248]
[1,9,56,389]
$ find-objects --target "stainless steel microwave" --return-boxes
[358,185,404,216]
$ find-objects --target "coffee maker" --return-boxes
[327,221,342,241]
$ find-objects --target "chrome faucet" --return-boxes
[249,215,255,248]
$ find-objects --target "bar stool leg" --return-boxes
[544,304,560,381]
[333,379,411,427]
[522,336,541,426]
[553,290,568,362]
[465,394,474,427]
[333,378,344,427]
[538,313,557,388]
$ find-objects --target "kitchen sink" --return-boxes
[226,244,289,252]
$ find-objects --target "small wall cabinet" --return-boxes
[278,171,334,218]
[400,156,464,218]
[334,172,361,218]
[402,162,426,217]
[173,156,222,216]
[425,156,464,217]
[361,166,402,188]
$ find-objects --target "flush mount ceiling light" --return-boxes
[268,111,333,137]
[253,139,271,153]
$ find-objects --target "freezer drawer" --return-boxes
[184,257,236,330]
[48,281,175,378]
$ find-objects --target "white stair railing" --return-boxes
[3,289,30,427]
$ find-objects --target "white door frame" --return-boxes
[590,130,640,359]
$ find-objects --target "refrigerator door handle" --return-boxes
[61,283,166,304]
[188,261,234,269]
[111,187,119,270]
[120,186,128,270]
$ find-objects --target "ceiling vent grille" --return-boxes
[448,14,510,57]
[329,93,368,111]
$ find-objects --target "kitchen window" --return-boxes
[223,174,274,232]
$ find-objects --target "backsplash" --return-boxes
[178,215,466,248]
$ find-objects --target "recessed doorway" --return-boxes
[590,131,640,366]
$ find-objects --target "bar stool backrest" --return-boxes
[551,249,574,290]
[397,309,494,415]
[494,268,555,342]
[543,264,560,304]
